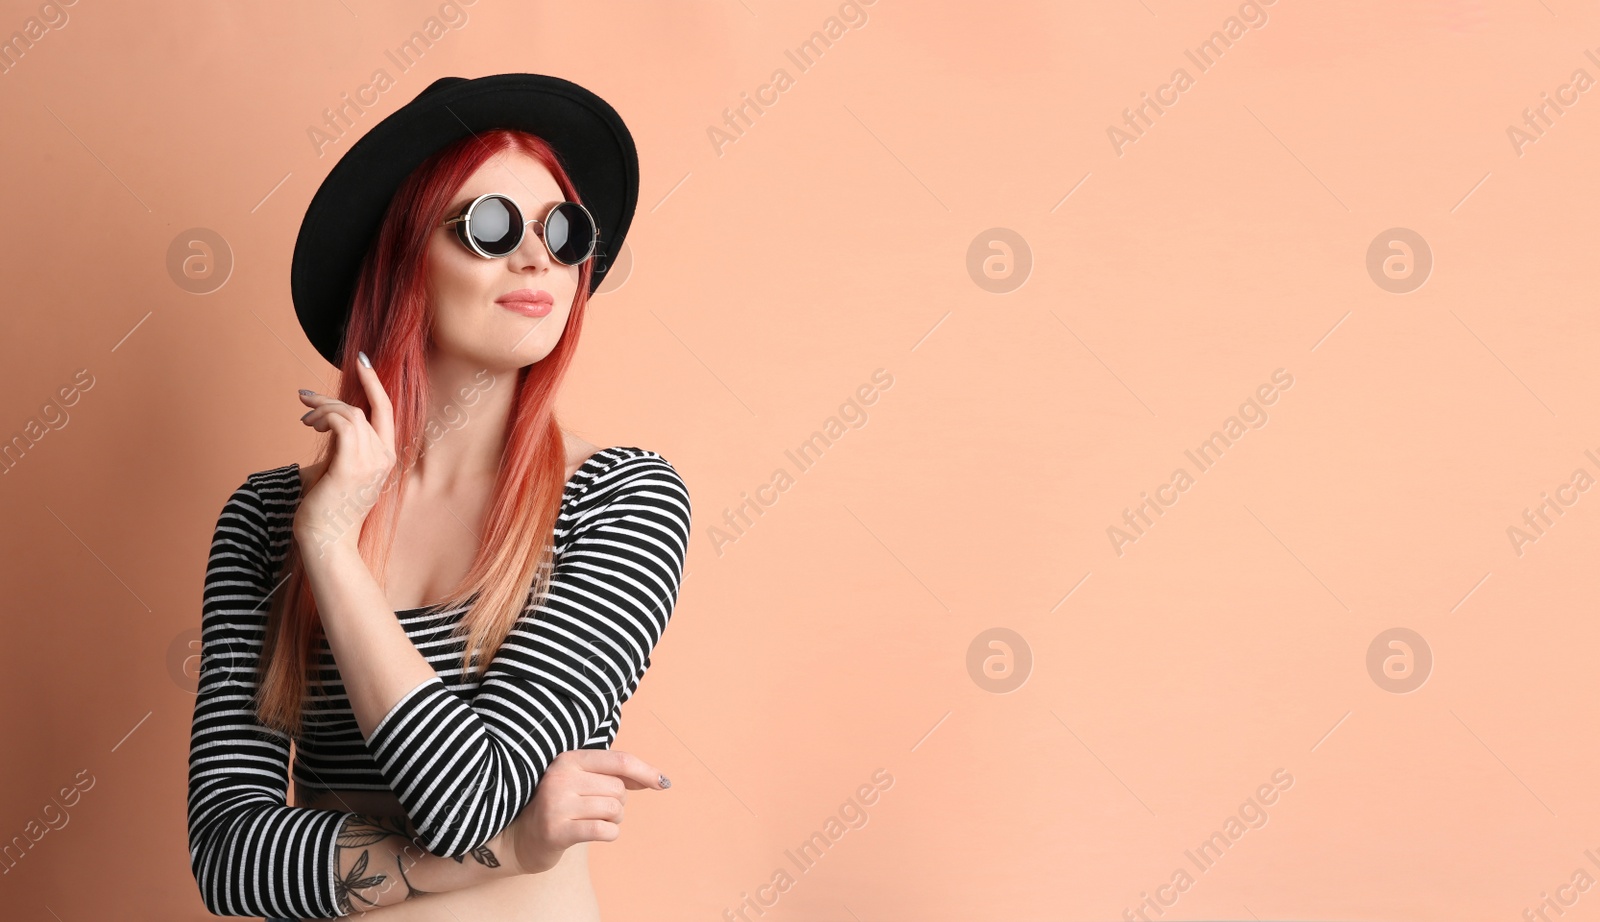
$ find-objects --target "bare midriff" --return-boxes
[291,787,600,922]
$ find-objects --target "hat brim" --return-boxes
[290,73,639,366]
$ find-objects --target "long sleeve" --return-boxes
[187,475,354,919]
[360,452,692,858]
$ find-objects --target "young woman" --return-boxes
[186,75,691,920]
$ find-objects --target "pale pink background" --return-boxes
[2,1,1597,920]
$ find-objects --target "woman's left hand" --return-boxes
[292,352,397,552]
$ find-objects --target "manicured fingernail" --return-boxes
[298,389,314,397]
[358,351,371,369]
[301,410,313,420]
[658,773,671,789]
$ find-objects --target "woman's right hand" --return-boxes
[509,748,672,875]
[292,353,397,553]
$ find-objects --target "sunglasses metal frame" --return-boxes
[440,192,600,265]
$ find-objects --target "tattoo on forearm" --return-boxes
[394,851,432,900]
[334,814,406,913]
[455,842,503,868]
[332,812,504,913]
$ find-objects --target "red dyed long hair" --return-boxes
[255,128,596,738]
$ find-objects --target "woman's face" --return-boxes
[425,150,583,371]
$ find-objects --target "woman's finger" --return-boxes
[564,749,669,791]
[562,818,622,845]
[301,400,368,431]
[299,410,352,433]
[301,410,355,434]
[322,411,354,437]
[297,391,354,417]
[354,351,396,455]
[568,795,625,823]
[561,769,627,801]
[298,392,370,425]
[299,392,350,426]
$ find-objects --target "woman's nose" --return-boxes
[512,220,550,269]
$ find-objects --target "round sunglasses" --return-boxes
[440,193,599,264]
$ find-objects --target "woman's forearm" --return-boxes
[291,531,545,913]
[333,811,525,914]
[293,528,440,742]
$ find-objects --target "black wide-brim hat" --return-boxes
[291,72,639,366]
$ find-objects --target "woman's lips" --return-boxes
[499,299,553,318]
[497,289,554,317]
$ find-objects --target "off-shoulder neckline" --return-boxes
[284,445,638,616]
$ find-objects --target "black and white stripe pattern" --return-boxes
[187,446,691,918]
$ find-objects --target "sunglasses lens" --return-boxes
[544,202,596,265]
[465,195,523,257]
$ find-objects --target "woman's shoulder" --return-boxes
[578,445,687,490]
[569,445,691,528]
[236,463,303,506]
[214,462,302,536]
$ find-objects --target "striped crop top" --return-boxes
[186,446,691,918]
